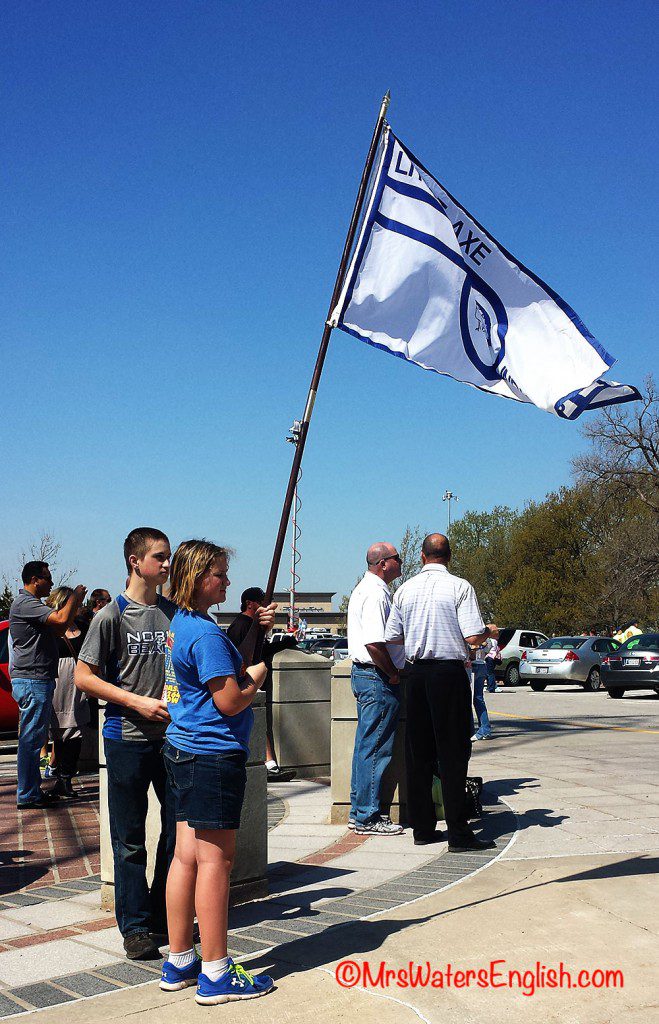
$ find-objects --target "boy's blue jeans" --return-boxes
[11,678,55,804]
[350,664,401,825]
[104,737,176,937]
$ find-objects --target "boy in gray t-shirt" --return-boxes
[76,528,175,961]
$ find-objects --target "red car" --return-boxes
[0,620,19,735]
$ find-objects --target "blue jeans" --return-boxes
[472,664,492,738]
[11,678,55,804]
[104,737,176,937]
[350,664,401,825]
[485,657,498,692]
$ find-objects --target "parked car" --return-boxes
[496,628,549,685]
[329,637,349,661]
[520,636,620,691]
[601,633,659,698]
[309,636,342,658]
[296,638,319,653]
[270,630,298,643]
[0,620,19,736]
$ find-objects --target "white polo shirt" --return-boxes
[384,563,485,662]
[347,572,406,670]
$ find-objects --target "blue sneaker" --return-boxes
[160,956,202,991]
[195,960,274,1004]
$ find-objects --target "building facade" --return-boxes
[214,591,346,635]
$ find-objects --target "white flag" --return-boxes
[334,129,639,419]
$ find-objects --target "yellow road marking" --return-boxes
[489,710,659,735]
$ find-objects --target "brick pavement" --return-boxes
[0,775,101,894]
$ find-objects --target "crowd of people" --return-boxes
[9,528,278,1004]
[11,524,621,1006]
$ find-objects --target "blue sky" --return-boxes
[1,0,657,608]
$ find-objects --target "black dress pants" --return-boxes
[405,659,473,842]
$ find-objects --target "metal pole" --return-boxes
[290,479,298,630]
[442,490,458,536]
[263,92,391,602]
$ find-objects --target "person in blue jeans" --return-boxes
[470,644,493,740]
[350,664,402,826]
[160,539,277,1005]
[347,543,405,836]
[76,528,177,962]
[9,561,87,809]
[484,637,502,693]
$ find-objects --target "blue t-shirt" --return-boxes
[165,609,253,756]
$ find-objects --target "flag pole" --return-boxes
[263,91,391,604]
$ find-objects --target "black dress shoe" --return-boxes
[124,931,161,960]
[413,832,446,846]
[54,777,77,800]
[267,765,296,783]
[448,837,496,853]
[17,792,60,809]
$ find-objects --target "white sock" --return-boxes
[169,947,197,969]
[265,759,277,770]
[202,956,230,982]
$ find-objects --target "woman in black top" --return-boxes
[45,587,90,798]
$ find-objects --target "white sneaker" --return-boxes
[354,818,404,835]
[347,819,356,830]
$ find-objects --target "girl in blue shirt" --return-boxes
[160,539,276,1004]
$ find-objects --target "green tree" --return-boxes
[0,585,14,617]
[392,524,425,592]
[450,507,518,620]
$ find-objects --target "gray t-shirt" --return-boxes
[9,590,59,681]
[78,593,176,742]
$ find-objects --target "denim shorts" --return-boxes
[163,740,247,830]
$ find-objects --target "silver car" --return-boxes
[520,636,621,691]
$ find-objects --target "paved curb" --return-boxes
[0,794,516,1016]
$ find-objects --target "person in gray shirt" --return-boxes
[76,527,176,962]
[10,561,86,808]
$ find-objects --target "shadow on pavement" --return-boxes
[245,853,658,982]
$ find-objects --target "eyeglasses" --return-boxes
[367,553,401,567]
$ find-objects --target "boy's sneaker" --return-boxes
[354,817,404,836]
[195,961,274,1004]
[347,819,356,830]
[160,956,202,991]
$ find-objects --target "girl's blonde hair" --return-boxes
[168,539,230,612]
[45,586,73,612]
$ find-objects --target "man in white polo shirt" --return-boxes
[383,534,499,851]
[347,542,406,836]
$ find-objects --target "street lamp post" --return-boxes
[442,490,459,535]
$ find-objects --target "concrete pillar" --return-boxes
[271,649,331,779]
[330,658,408,825]
[99,692,268,912]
